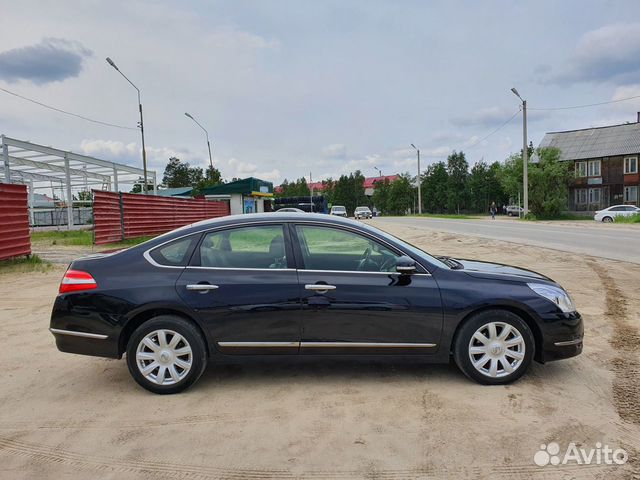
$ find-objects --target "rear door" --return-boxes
[176,223,301,354]
[292,223,443,355]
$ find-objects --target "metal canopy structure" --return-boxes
[1,135,157,227]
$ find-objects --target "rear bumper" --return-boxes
[50,295,121,359]
[50,328,120,358]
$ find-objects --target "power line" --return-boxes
[463,108,521,150]
[529,93,640,111]
[0,86,138,131]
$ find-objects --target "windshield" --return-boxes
[332,206,345,211]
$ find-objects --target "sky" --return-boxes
[2,0,640,188]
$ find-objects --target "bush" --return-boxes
[614,213,640,223]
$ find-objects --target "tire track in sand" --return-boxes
[588,260,640,426]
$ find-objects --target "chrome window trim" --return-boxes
[301,342,437,348]
[143,218,436,273]
[218,341,299,347]
[186,266,295,272]
[50,328,108,340]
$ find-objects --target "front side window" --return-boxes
[575,161,587,177]
[296,225,401,272]
[624,186,638,202]
[588,160,601,177]
[149,236,198,266]
[200,225,287,269]
[588,188,601,204]
[624,157,638,174]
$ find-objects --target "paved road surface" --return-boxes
[371,217,640,264]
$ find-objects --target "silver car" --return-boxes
[354,206,372,219]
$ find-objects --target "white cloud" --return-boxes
[544,23,640,84]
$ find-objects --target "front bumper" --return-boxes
[538,311,583,363]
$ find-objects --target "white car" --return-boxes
[594,205,640,222]
[330,205,347,217]
[354,206,372,219]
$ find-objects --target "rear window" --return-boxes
[149,236,198,266]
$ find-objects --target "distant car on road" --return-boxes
[276,207,305,213]
[594,205,640,222]
[354,206,372,219]
[330,205,347,217]
[506,205,524,216]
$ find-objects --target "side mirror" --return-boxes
[395,256,416,274]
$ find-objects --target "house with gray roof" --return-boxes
[537,122,640,211]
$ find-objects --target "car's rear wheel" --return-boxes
[602,216,613,223]
[453,310,534,385]
[126,315,207,394]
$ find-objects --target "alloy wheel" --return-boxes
[135,329,193,385]
[468,322,526,378]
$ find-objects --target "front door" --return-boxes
[177,223,301,354]
[292,224,443,355]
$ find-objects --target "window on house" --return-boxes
[588,188,601,204]
[575,161,587,177]
[575,189,587,205]
[625,186,638,203]
[588,160,601,177]
[624,157,638,174]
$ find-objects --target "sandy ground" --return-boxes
[1,224,639,479]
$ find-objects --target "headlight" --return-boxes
[527,283,576,313]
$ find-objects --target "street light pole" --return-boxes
[184,112,214,170]
[106,57,148,194]
[410,144,422,214]
[374,166,382,177]
[511,87,528,216]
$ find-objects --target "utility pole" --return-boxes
[309,172,313,213]
[410,144,422,214]
[511,88,528,215]
[106,57,149,194]
[374,166,382,177]
[185,112,214,170]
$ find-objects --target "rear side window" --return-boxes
[149,236,197,266]
[200,225,287,269]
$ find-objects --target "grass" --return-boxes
[614,213,640,223]
[31,229,93,246]
[0,254,53,275]
[31,230,154,248]
[408,213,478,220]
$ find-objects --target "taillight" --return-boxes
[59,270,98,294]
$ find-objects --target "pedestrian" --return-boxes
[490,202,497,220]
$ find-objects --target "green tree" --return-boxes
[446,151,469,213]
[422,161,448,213]
[527,147,572,217]
[372,178,391,213]
[386,174,414,215]
[162,157,205,188]
[193,165,223,195]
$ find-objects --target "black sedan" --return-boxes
[50,213,583,394]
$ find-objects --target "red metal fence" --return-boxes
[0,183,31,260]
[93,190,230,244]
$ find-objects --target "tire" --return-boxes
[126,315,208,394]
[602,216,613,223]
[453,310,535,385]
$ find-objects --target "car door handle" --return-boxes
[186,284,219,291]
[305,284,337,291]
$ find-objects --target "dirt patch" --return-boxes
[588,260,640,426]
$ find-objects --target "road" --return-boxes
[371,216,640,264]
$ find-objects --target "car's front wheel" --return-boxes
[602,216,613,223]
[126,315,208,394]
[453,310,534,385]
